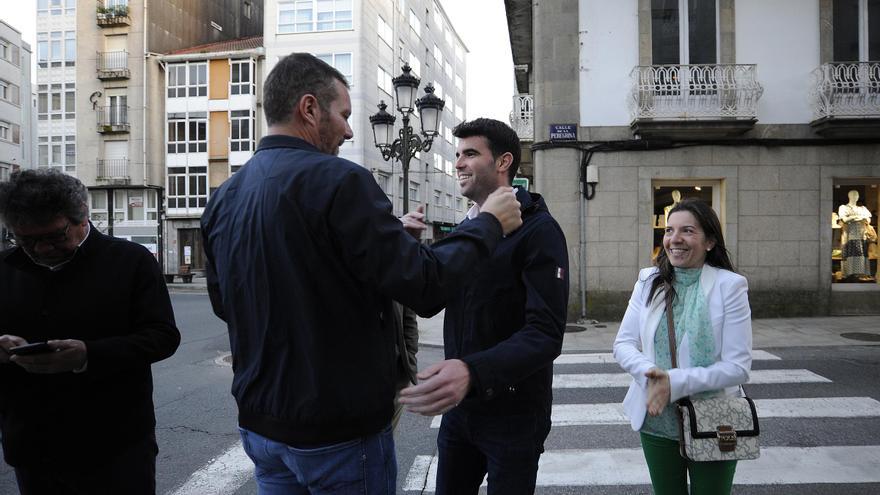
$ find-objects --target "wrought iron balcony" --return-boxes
[96,106,130,133]
[510,94,534,141]
[811,62,880,137]
[96,0,130,27]
[630,64,763,138]
[96,51,130,80]
[96,158,130,182]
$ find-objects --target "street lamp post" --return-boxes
[369,64,445,213]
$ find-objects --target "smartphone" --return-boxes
[8,342,53,356]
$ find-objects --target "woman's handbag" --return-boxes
[664,298,760,462]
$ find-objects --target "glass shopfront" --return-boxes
[832,180,880,284]
[652,180,722,259]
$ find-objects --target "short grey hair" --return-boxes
[0,169,89,228]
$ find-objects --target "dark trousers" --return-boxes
[435,407,550,495]
[14,432,158,495]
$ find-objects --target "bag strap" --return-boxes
[665,292,678,370]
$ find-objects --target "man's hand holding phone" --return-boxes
[0,337,88,373]
[0,334,28,364]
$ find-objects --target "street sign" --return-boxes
[549,124,577,141]
[512,177,530,190]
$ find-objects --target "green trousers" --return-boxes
[640,432,737,495]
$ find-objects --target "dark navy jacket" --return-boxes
[201,135,505,445]
[445,188,569,417]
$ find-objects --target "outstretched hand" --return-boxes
[400,205,427,239]
[398,359,471,416]
[645,367,671,416]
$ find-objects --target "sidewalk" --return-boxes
[168,278,880,351]
[418,310,880,351]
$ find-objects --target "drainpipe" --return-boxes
[579,179,587,321]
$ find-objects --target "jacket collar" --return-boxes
[256,134,321,154]
[4,222,104,272]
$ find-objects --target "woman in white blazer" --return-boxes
[613,198,752,495]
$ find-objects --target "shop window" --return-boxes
[652,182,721,259]
[832,181,880,283]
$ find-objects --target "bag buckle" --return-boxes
[717,425,737,452]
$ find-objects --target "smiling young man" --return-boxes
[0,169,180,494]
[399,118,570,495]
[201,55,524,492]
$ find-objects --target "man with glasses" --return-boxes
[0,169,180,494]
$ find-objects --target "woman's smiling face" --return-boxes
[663,210,715,269]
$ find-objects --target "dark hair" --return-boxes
[263,53,350,127]
[647,198,735,306]
[0,168,89,228]
[452,118,521,183]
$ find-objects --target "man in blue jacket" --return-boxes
[200,54,522,492]
[400,118,570,494]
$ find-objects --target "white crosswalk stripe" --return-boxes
[554,349,781,365]
[429,396,880,428]
[403,446,880,491]
[552,368,830,388]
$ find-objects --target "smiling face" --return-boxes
[663,210,716,269]
[316,79,353,156]
[455,135,507,206]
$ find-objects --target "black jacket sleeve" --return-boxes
[327,167,503,314]
[85,250,181,371]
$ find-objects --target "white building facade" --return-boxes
[263,0,470,239]
[507,0,880,319]
[0,21,34,179]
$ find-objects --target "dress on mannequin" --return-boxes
[663,190,682,225]
[838,190,873,281]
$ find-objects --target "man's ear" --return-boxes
[496,152,513,176]
[297,93,321,128]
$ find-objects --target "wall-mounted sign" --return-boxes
[129,196,143,208]
[549,124,577,141]
[512,177,530,190]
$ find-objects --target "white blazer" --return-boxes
[612,264,752,431]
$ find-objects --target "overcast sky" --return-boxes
[2,0,514,122]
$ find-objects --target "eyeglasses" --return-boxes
[12,222,72,249]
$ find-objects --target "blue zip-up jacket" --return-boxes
[201,135,505,445]
[445,188,569,417]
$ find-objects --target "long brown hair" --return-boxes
[647,198,735,306]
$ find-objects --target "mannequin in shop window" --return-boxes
[838,190,874,282]
[663,189,682,225]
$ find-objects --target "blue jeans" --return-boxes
[239,426,396,495]
[435,407,550,495]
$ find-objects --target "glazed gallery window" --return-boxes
[166,62,207,98]
[167,166,208,209]
[832,181,880,284]
[38,83,75,120]
[37,31,75,68]
[230,110,255,152]
[316,53,352,84]
[166,113,207,154]
[278,0,352,33]
[651,182,721,259]
[230,60,255,95]
[37,135,75,172]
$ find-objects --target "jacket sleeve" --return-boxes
[402,305,419,380]
[204,244,225,322]
[667,273,752,401]
[460,220,569,399]
[84,250,181,372]
[613,274,657,391]
[327,167,503,314]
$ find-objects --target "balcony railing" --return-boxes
[96,51,130,79]
[510,94,534,141]
[96,0,130,27]
[96,106,130,133]
[631,64,763,120]
[812,62,880,120]
[96,158,130,181]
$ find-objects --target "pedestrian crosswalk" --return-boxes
[403,349,880,493]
